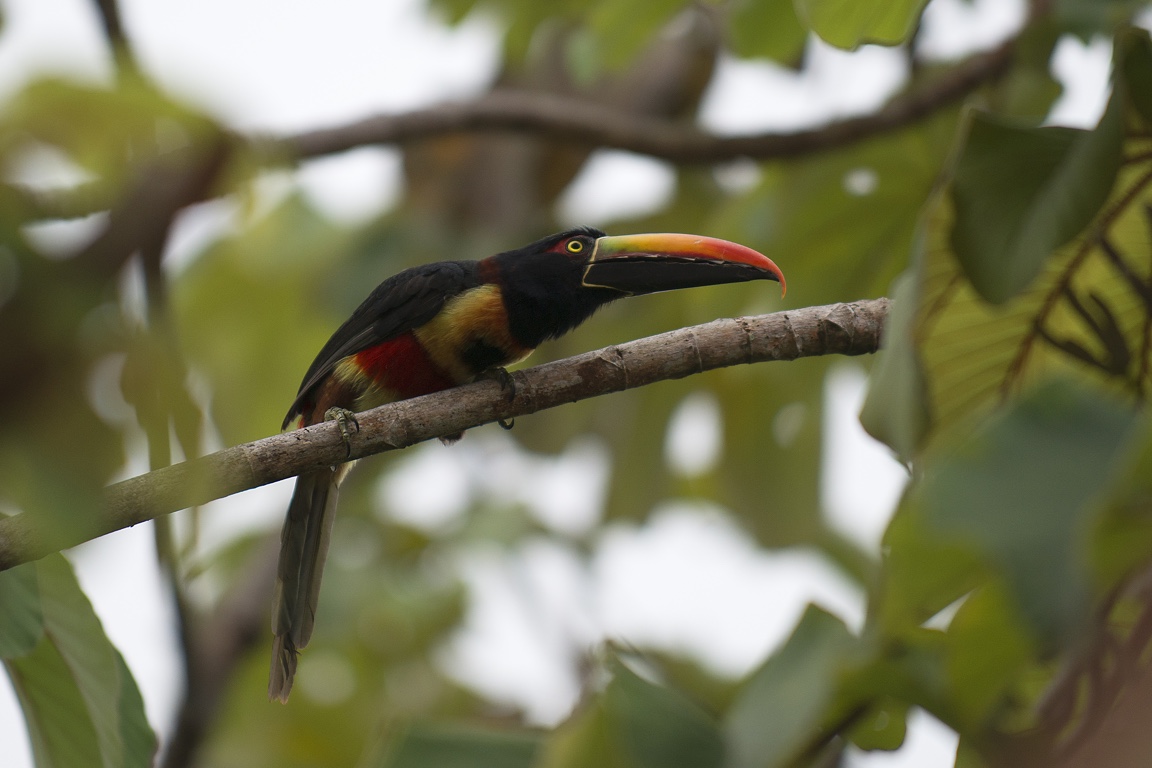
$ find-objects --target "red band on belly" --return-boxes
[353,333,458,399]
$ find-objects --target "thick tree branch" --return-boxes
[22,38,1014,222]
[0,299,889,571]
[279,40,1012,164]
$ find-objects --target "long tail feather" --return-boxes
[269,468,340,702]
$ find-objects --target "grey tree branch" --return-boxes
[17,37,1014,223]
[279,40,1012,164]
[0,298,889,571]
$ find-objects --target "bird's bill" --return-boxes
[583,233,786,297]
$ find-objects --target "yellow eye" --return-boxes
[566,239,585,254]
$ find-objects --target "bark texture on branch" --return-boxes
[0,298,889,571]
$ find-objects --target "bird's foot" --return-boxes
[483,367,516,430]
[324,407,359,457]
[486,367,517,400]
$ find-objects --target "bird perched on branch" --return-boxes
[270,227,785,701]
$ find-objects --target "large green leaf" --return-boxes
[950,104,1123,304]
[941,584,1035,732]
[872,495,983,633]
[601,661,724,768]
[863,29,1152,456]
[3,555,155,768]
[916,378,1142,644]
[794,0,926,49]
[727,0,807,63]
[539,655,724,768]
[858,272,929,461]
[0,563,43,658]
[869,383,1147,748]
[724,606,855,768]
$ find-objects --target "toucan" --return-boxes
[269,226,785,701]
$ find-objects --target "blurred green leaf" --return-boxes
[428,0,479,25]
[0,76,222,547]
[629,651,743,716]
[859,273,929,462]
[1055,0,1148,40]
[120,324,204,462]
[984,22,1062,120]
[917,379,1142,643]
[0,562,43,658]
[586,0,686,72]
[540,655,723,768]
[794,0,926,48]
[724,606,855,768]
[846,697,908,752]
[704,112,958,543]
[4,555,155,768]
[1118,28,1152,124]
[727,0,807,63]
[113,653,156,767]
[1092,422,1152,586]
[173,193,355,444]
[942,584,1035,731]
[955,741,991,768]
[8,633,106,768]
[602,660,724,768]
[0,78,216,183]
[318,535,467,663]
[713,361,827,546]
[874,497,983,632]
[862,29,1152,456]
[715,108,958,309]
[0,253,125,538]
[377,723,540,768]
[950,104,1123,304]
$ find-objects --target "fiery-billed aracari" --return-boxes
[270,226,785,700]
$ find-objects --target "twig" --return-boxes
[90,0,141,73]
[0,299,890,571]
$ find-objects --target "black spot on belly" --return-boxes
[461,339,514,375]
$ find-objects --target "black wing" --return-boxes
[284,260,481,428]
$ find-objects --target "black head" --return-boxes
[485,227,614,347]
[483,227,785,348]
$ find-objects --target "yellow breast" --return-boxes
[413,283,533,382]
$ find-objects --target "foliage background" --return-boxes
[1,0,1152,767]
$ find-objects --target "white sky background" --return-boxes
[0,0,1117,765]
